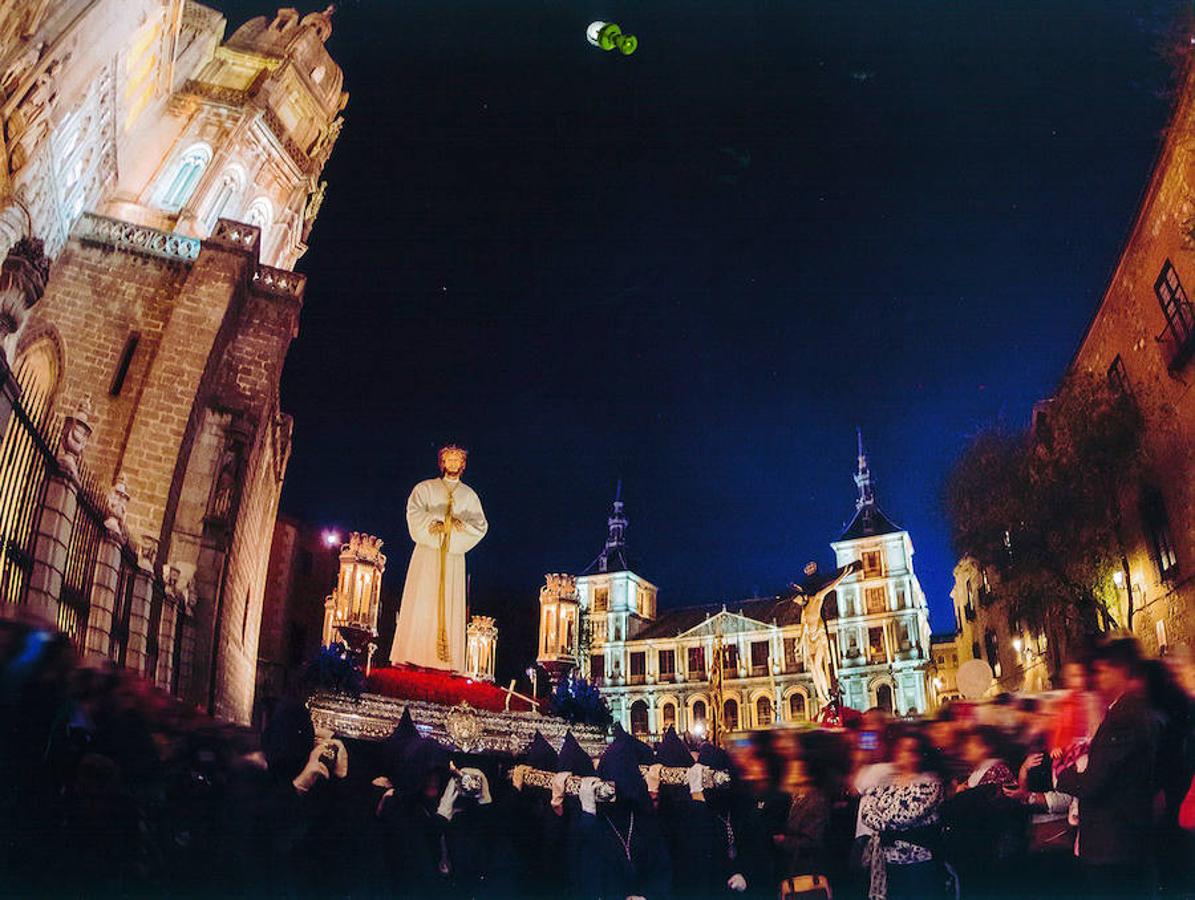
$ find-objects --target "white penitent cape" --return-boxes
[390,476,488,671]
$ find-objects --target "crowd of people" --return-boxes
[3,612,1195,899]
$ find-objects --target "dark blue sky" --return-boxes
[216,1,1183,636]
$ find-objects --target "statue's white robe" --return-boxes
[389,477,487,671]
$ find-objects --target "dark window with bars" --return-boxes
[1141,486,1179,580]
[1155,260,1195,367]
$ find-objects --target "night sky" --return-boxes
[215,1,1183,647]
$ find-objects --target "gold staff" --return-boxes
[436,484,457,663]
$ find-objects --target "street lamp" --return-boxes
[323,529,341,548]
[1112,569,1125,588]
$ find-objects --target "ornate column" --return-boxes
[156,591,178,690]
[125,538,156,675]
[26,396,91,625]
[83,474,130,663]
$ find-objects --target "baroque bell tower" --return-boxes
[105,5,347,270]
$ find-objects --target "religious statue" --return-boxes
[389,445,488,671]
[792,560,860,708]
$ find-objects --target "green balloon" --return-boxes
[615,33,637,56]
[598,22,621,51]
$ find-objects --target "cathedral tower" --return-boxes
[104,4,346,269]
[0,4,348,723]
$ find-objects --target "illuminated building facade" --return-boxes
[0,2,346,723]
[539,444,935,737]
[1060,54,1195,655]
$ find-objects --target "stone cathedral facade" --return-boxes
[0,2,345,724]
[538,443,935,737]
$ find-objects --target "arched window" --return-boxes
[661,702,676,731]
[244,197,273,231]
[876,683,894,713]
[158,144,211,212]
[692,699,707,724]
[202,167,245,231]
[0,336,61,606]
[789,692,807,721]
[629,699,649,736]
[756,695,773,727]
[723,698,739,732]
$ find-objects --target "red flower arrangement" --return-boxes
[366,665,536,713]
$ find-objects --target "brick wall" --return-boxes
[1070,57,1195,654]
[19,218,302,723]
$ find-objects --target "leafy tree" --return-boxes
[944,371,1143,670]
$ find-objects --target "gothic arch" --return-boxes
[201,164,247,232]
[13,326,64,417]
[244,196,273,231]
[156,142,213,213]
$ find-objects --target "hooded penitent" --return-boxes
[522,731,559,771]
[381,708,421,782]
[598,733,651,811]
[262,699,316,783]
[395,736,450,800]
[557,731,595,776]
[611,722,655,765]
[654,727,694,768]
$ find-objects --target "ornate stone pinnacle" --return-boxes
[57,394,95,480]
[103,472,130,535]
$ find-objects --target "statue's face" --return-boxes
[439,447,467,477]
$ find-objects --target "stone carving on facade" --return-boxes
[76,213,201,262]
[137,535,159,571]
[56,393,93,481]
[309,117,343,164]
[0,1,52,61]
[6,62,60,174]
[207,439,243,524]
[302,179,327,235]
[103,471,130,536]
[0,232,49,362]
[0,43,44,99]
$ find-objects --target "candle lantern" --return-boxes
[322,532,387,673]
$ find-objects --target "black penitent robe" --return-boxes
[573,802,673,900]
[380,795,454,899]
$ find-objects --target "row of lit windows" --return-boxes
[628,691,810,736]
[155,143,275,234]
